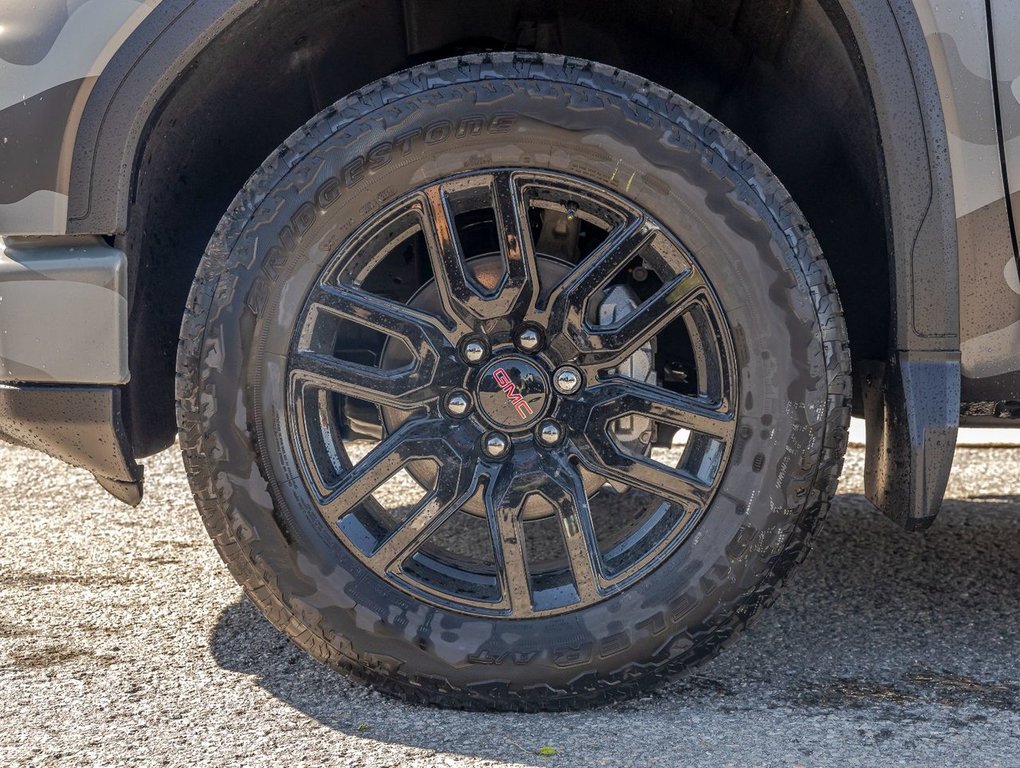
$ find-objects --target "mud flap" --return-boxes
[0,385,143,506]
[860,352,960,530]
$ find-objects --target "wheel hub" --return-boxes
[476,356,549,430]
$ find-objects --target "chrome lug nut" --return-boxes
[482,432,510,459]
[461,339,488,365]
[445,391,471,417]
[536,420,563,446]
[516,326,543,352]
[553,366,583,395]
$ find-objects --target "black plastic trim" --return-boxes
[962,368,1020,403]
[824,0,961,527]
[67,0,258,231]
[0,385,143,506]
[960,399,1020,426]
[860,354,959,531]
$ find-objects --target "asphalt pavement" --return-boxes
[1,441,1019,767]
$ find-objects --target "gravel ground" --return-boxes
[1,442,1019,767]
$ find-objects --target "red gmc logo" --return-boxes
[493,368,534,420]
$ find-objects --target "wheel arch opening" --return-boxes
[118,0,891,457]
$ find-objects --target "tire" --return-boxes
[176,52,851,711]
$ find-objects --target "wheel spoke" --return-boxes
[309,282,454,348]
[484,459,605,611]
[546,216,651,336]
[586,378,735,441]
[369,459,482,571]
[320,417,451,519]
[418,186,478,330]
[567,378,732,509]
[418,175,539,326]
[547,219,707,367]
[484,465,534,614]
[574,437,711,511]
[581,269,705,368]
[561,391,717,511]
[490,170,540,318]
[544,455,603,603]
[291,350,439,410]
[292,282,453,408]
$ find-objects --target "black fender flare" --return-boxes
[66,0,960,526]
[67,0,257,230]
[822,0,960,529]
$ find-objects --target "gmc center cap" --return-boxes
[476,357,550,430]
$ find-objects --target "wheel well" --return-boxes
[123,0,889,456]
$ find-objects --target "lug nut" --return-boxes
[553,366,583,395]
[536,420,563,446]
[482,432,510,459]
[461,338,488,365]
[516,326,543,352]
[445,391,471,417]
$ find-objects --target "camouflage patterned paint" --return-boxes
[912,1,1018,381]
[0,237,129,384]
[989,2,1020,240]
[0,1,1018,382]
[0,0,157,235]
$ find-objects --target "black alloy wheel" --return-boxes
[288,169,737,619]
[177,53,850,711]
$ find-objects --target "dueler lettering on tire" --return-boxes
[176,53,850,711]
